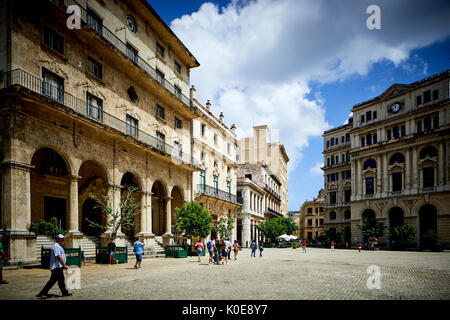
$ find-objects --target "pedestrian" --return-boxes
[0,233,8,284]
[331,240,335,252]
[195,239,203,263]
[36,234,71,298]
[108,238,118,265]
[259,241,264,257]
[225,239,232,260]
[221,242,228,265]
[207,238,216,265]
[301,240,307,253]
[358,242,362,253]
[232,240,240,260]
[250,240,256,257]
[133,236,144,269]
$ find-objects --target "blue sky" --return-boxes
[148,0,450,210]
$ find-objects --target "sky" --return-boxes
[148,0,450,211]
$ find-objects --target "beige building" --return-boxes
[322,70,450,249]
[236,162,282,246]
[237,125,289,216]
[191,99,241,241]
[297,189,325,241]
[0,0,204,263]
[322,123,352,241]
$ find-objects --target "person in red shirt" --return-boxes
[301,241,307,253]
[331,240,335,252]
[195,240,204,263]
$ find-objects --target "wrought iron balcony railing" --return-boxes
[264,183,281,200]
[1,68,200,167]
[196,184,242,205]
[51,0,192,107]
[267,207,282,217]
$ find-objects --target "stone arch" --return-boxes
[28,145,74,176]
[363,159,377,170]
[81,198,105,236]
[388,207,405,230]
[151,180,167,236]
[30,147,72,228]
[170,186,184,234]
[120,172,142,239]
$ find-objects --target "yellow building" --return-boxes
[297,189,325,241]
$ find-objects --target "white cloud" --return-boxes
[309,162,324,176]
[170,0,450,172]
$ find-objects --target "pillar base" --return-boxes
[162,233,174,247]
[5,229,37,265]
[100,231,126,246]
[65,230,84,249]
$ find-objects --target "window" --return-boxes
[363,159,377,170]
[43,27,64,55]
[373,111,377,119]
[433,115,439,129]
[387,129,392,140]
[86,93,102,122]
[126,44,137,63]
[360,115,365,123]
[126,15,137,33]
[424,117,432,131]
[401,125,406,137]
[327,158,330,167]
[344,189,351,202]
[42,68,64,103]
[127,86,138,103]
[346,152,350,162]
[331,156,335,166]
[393,126,400,138]
[341,136,344,143]
[346,133,350,142]
[88,57,102,79]
[126,115,138,138]
[213,175,218,194]
[423,167,434,188]
[201,124,205,136]
[366,177,374,195]
[366,111,372,121]
[174,61,181,74]
[344,210,351,220]
[308,219,313,226]
[326,140,330,148]
[174,86,182,98]
[227,181,231,196]
[373,132,377,143]
[423,90,431,103]
[416,95,422,106]
[156,69,164,84]
[390,153,405,165]
[335,155,339,164]
[432,90,439,100]
[213,134,217,145]
[342,154,345,163]
[156,131,165,151]
[329,192,336,205]
[331,138,334,146]
[156,105,165,119]
[417,121,422,133]
[174,141,182,157]
[392,172,402,192]
[361,137,365,147]
[175,117,182,129]
[319,219,324,226]
[200,170,206,190]
[87,8,102,33]
[156,42,164,57]
[200,151,205,160]
[367,133,372,145]
[330,211,336,220]
[227,143,231,154]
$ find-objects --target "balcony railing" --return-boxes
[264,183,281,200]
[267,208,282,217]
[196,184,242,205]
[51,0,192,107]
[1,68,200,167]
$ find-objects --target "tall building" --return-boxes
[237,125,289,216]
[236,162,282,246]
[191,99,241,241]
[322,70,450,249]
[0,0,202,263]
[298,189,325,241]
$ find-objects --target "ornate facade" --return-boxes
[297,189,325,241]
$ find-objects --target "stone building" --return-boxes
[191,99,241,241]
[322,70,450,249]
[237,125,289,216]
[0,0,203,263]
[236,162,282,246]
[297,189,325,241]
[322,122,352,240]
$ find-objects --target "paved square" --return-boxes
[1,248,449,300]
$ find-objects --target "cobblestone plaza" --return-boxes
[1,248,449,300]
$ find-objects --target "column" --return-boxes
[68,175,80,232]
[438,141,444,188]
[138,191,147,234]
[405,148,411,194]
[164,196,173,235]
[412,147,419,192]
[376,155,381,197]
[382,153,388,197]
[145,192,153,235]
[242,214,251,247]
[350,160,356,201]
[357,159,362,199]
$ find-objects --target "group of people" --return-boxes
[250,240,264,257]
[195,239,241,265]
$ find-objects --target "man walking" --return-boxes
[0,233,8,284]
[36,234,71,299]
[250,240,256,257]
[207,238,216,265]
[301,240,307,253]
[133,236,144,269]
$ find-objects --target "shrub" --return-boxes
[29,217,67,239]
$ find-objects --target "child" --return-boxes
[108,238,118,265]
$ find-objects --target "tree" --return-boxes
[388,223,415,250]
[422,230,441,250]
[358,220,387,243]
[216,211,235,240]
[281,217,298,235]
[87,186,143,241]
[29,217,68,239]
[175,201,212,239]
[258,217,287,242]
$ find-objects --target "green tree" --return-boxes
[423,230,440,250]
[175,201,212,239]
[322,228,341,243]
[281,217,298,235]
[29,217,68,238]
[358,220,387,242]
[216,211,235,240]
[258,217,287,242]
[87,186,143,241]
[388,223,415,250]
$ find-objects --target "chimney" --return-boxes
[206,100,211,110]
[190,85,196,105]
[230,124,236,135]
[219,112,224,122]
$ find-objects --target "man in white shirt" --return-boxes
[37,234,71,299]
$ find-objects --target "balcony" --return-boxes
[264,183,281,200]
[1,68,200,167]
[50,0,192,107]
[266,208,282,217]
[196,184,242,205]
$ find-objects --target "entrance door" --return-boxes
[44,196,66,229]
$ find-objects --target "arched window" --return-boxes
[420,146,438,159]
[389,153,405,165]
[330,211,336,220]
[424,117,432,131]
[363,159,377,170]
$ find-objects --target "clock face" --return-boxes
[391,103,400,113]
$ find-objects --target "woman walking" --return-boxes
[232,240,240,260]
[195,240,203,262]
[221,243,229,265]
[259,241,264,257]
